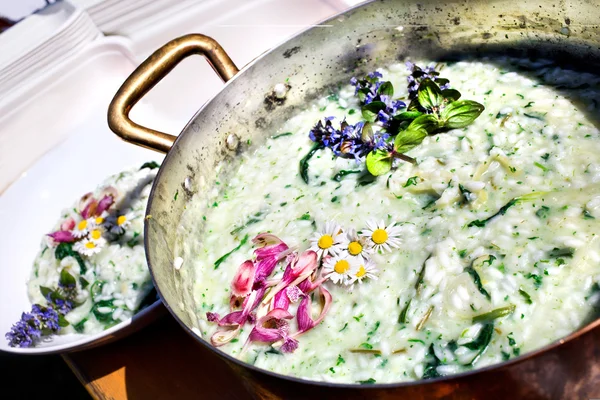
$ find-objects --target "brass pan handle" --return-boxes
[108,34,239,153]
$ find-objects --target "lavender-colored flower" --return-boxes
[350,72,407,128]
[6,303,64,348]
[406,62,449,99]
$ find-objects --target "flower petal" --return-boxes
[60,217,76,231]
[48,231,75,243]
[231,260,256,297]
[96,194,114,215]
[248,308,293,343]
[210,326,240,347]
[296,286,332,334]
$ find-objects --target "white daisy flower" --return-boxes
[349,259,378,285]
[110,211,135,234]
[343,228,373,261]
[323,254,355,285]
[309,221,345,258]
[360,220,402,253]
[89,211,109,228]
[72,219,90,238]
[88,227,107,246]
[74,238,103,256]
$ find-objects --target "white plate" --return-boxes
[0,39,172,355]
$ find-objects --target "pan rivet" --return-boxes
[226,133,240,151]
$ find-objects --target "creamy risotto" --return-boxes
[176,58,600,383]
[23,165,156,340]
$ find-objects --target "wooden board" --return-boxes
[63,316,250,400]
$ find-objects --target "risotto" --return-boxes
[176,57,600,384]
[6,164,158,347]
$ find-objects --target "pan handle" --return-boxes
[108,34,239,153]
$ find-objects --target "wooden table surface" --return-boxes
[63,313,251,400]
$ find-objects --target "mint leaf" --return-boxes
[377,81,394,97]
[441,88,461,102]
[393,111,423,121]
[59,269,76,288]
[441,100,485,129]
[394,128,427,154]
[417,79,444,110]
[407,114,439,134]
[361,101,387,122]
[366,150,393,176]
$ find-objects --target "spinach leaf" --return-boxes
[332,170,361,182]
[55,242,87,274]
[230,210,268,235]
[472,305,515,324]
[465,267,491,301]
[299,143,324,184]
[214,234,249,269]
[463,323,494,365]
[422,344,441,379]
[467,198,518,228]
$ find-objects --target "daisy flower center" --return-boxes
[356,265,366,278]
[348,241,363,255]
[117,215,127,226]
[318,234,334,249]
[95,216,104,224]
[77,220,88,230]
[90,229,102,240]
[85,242,96,249]
[372,229,388,245]
[334,259,350,274]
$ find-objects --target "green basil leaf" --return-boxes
[140,161,160,170]
[441,100,485,129]
[393,111,423,121]
[441,88,461,102]
[59,269,77,288]
[407,114,440,134]
[417,78,444,110]
[377,81,394,97]
[394,128,427,154]
[361,101,387,123]
[366,150,393,176]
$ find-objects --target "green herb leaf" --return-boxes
[366,149,393,176]
[272,132,293,139]
[359,342,373,350]
[417,78,444,110]
[407,114,440,134]
[214,234,249,269]
[73,318,87,333]
[299,143,324,184]
[377,81,394,97]
[472,305,516,323]
[519,288,533,304]
[336,354,345,365]
[394,128,427,154]
[398,299,411,324]
[465,267,491,300]
[536,206,550,219]
[230,210,267,235]
[332,170,361,182]
[358,378,376,385]
[59,269,76,288]
[40,286,54,299]
[361,101,387,122]
[140,161,160,170]
[403,176,419,188]
[92,299,117,323]
[55,242,87,274]
[393,111,423,121]
[441,100,485,129]
[422,344,441,379]
[361,121,374,143]
[441,88,461,102]
[57,314,70,327]
[463,323,494,365]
